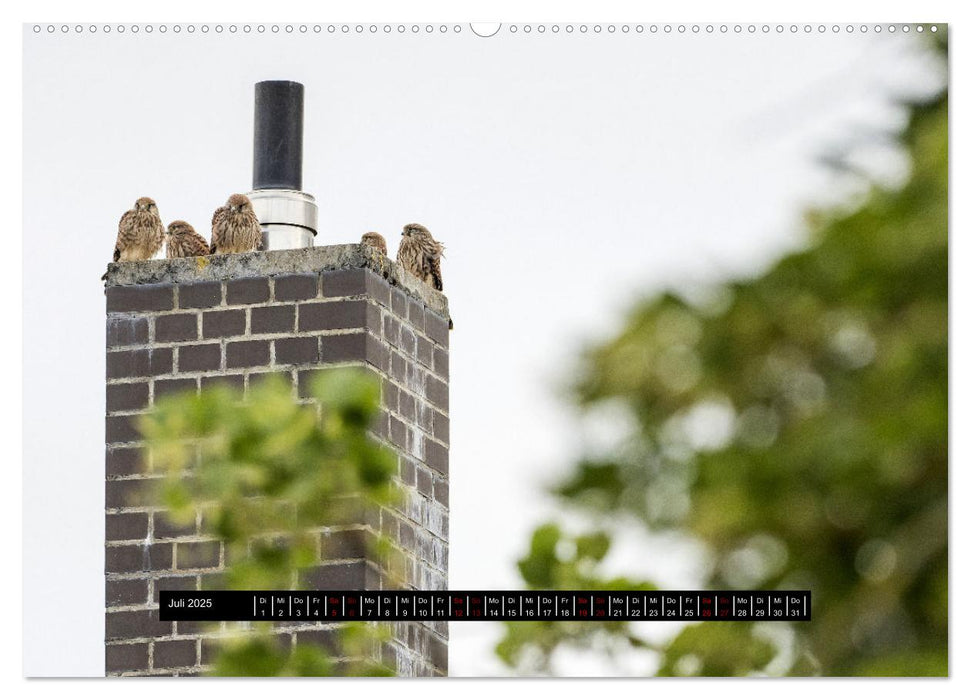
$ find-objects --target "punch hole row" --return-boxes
[32,24,464,35]
[31,23,940,36]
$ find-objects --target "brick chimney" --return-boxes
[103,246,450,676]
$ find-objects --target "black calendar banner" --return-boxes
[159,590,811,622]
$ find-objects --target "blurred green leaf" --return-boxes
[657,624,775,677]
[575,532,611,562]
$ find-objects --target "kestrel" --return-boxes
[111,197,165,263]
[165,220,210,258]
[210,194,263,255]
[396,223,444,291]
[361,232,388,256]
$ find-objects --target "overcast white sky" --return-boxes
[22,23,943,676]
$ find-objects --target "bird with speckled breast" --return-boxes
[165,220,210,258]
[210,193,263,255]
[111,196,165,263]
[396,223,444,291]
[361,232,388,256]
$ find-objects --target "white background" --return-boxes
[11,1,965,694]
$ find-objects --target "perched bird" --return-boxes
[111,196,165,263]
[210,193,263,255]
[396,223,444,291]
[361,232,388,256]
[165,220,210,259]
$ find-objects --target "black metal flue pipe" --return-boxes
[253,80,304,191]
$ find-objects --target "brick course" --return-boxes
[105,246,450,677]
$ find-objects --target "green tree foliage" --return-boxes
[499,48,947,677]
[142,369,399,676]
[496,524,658,674]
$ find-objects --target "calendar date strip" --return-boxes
[159,590,811,622]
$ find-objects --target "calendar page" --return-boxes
[21,14,949,681]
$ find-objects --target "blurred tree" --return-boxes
[142,369,399,676]
[499,42,947,677]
